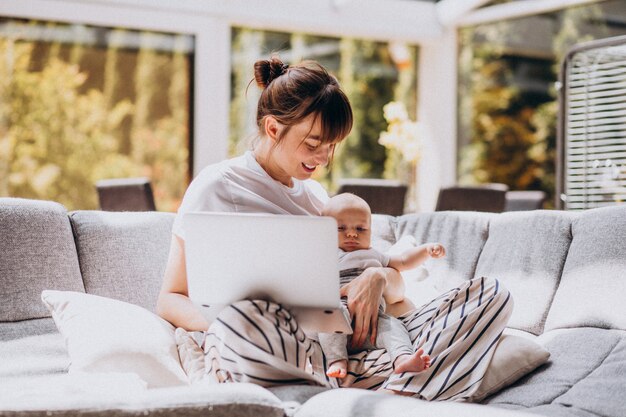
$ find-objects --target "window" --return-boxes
[230,28,419,192]
[458,0,626,206]
[560,37,626,209]
[0,18,194,211]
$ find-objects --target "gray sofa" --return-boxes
[1,197,625,417]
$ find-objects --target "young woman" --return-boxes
[156,56,513,400]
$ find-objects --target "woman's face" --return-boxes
[267,114,339,186]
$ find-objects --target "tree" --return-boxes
[0,31,189,211]
[457,3,613,206]
[2,40,132,209]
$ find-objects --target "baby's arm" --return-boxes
[387,243,445,272]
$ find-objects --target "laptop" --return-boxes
[183,212,353,335]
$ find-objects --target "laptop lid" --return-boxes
[184,212,341,310]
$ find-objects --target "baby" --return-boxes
[319,193,446,379]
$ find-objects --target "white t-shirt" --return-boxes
[337,248,390,271]
[172,151,329,240]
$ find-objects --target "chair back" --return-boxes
[336,178,407,216]
[96,177,156,211]
[504,190,546,211]
[435,184,508,213]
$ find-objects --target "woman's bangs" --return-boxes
[318,91,353,144]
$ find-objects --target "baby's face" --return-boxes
[333,206,371,252]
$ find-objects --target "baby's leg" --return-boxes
[318,304,351,379]
[377,313,431,374]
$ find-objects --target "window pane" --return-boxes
[0,18,194,211]
[230,27,418,192]
[458,0,626,206]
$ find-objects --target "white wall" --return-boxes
[416,28,459,212]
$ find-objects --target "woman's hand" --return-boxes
[340,268,387,349]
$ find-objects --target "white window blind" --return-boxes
[563,39,626,210]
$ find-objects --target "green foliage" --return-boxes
[228,29,418,194]
[331,39,397,187]
[129,117,188,212]
[457,3,613,206]
[458,49,550,191]
[0,32,189,211]
[229,28,263,158]
[1,41,129,209]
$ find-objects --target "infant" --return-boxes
[318,193,446,380]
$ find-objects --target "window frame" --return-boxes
[1,0,442,176]
[0,0,231,177]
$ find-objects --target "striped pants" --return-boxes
[203,276,513,401]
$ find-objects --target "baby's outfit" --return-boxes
[318,248,414,368]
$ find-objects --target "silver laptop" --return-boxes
[184,212,352,335]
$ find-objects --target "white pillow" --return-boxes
[387,235,440,309]
[470,331,550,401]
[41,290,188,388]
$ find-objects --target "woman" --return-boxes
[157,56,513,400]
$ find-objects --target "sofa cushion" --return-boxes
[0,198,84,321]
[395,211,493,295]
[484,327,625,416]
[0,316,60,342]
[269,385,330,417]
[41,290,188,388]
[69,211,174,312]
[475,211,575,335]
[553,333,626,417]
[0,318,69,379]
[0,380,285,417]
[545,205,626,331]
[295,388,538,417]
[371,214,397,252]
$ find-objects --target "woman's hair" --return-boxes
[253,56,353,147]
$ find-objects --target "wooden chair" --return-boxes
[435,184,508,213]
[336,178,408,216]
[96,177,156,211]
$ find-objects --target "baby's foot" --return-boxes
[393,348,431,374]
[326,360,348,378]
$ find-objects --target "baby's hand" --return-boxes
[428,243,446,259]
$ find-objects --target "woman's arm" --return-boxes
[156,235,210,331]
[340,266,404,348]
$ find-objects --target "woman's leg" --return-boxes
[204,299,333,387]
[337,348,393,390]
[382,276,513,401]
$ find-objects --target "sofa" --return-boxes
[1,197,625,417]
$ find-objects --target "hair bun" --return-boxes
[254,57,288,88]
